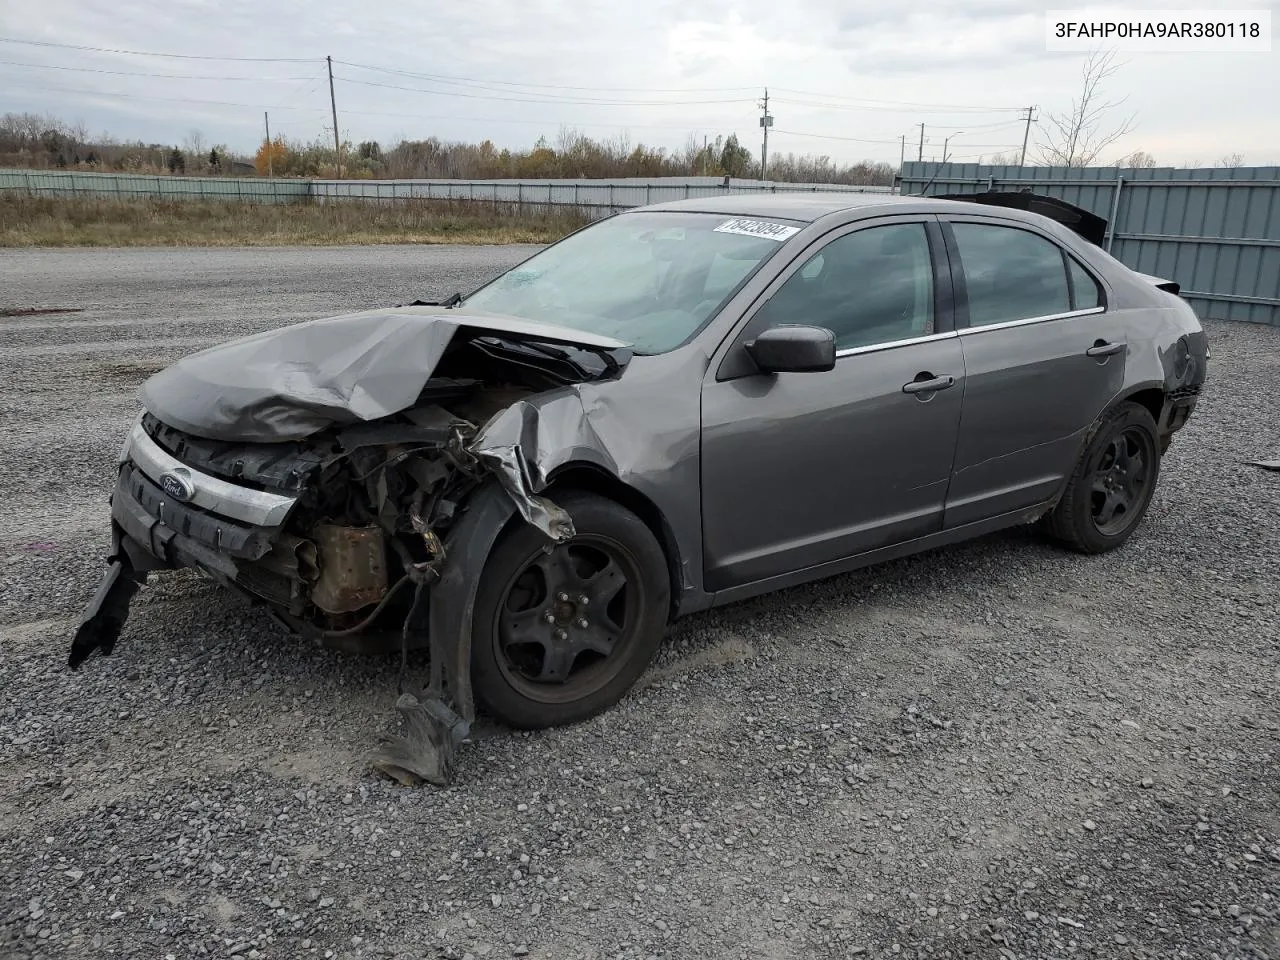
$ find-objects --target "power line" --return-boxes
[4,80,331,112]
[776,96,1024,115]
[0,58,316,81]
[773,129,904,145]
[333,59,758,94]
[771,87,1025,112]
[926,119,1027,133]
[0,36,322,62]
[333,73,755,107]
[336,72,737,106]
[275,69,330,111]
[333,64,753,104]
[351,105,736,132]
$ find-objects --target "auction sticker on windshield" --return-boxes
[714,219,802,242]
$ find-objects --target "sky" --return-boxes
[2,0,1278,168]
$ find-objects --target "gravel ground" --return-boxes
[1,246,1277,960]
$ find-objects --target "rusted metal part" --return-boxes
[310,524,389,615]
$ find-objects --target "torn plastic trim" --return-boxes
[68,551,147,669]
[369,482,520,786]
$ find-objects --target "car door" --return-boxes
[939,216,1125,528]
[700,216,965,593]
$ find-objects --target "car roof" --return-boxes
[633,191,1037,225]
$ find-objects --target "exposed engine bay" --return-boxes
[130,329,627,645]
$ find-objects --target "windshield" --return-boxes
[458,211,800,354]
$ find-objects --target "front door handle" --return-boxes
[1086,340,1125,358]
[902,374,956,395]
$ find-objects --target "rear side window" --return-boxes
[952,223,1071,327]
[1067,257,1103,309]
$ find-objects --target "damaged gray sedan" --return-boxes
[72,193,1208,781]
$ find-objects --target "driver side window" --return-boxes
[755,223,935,351]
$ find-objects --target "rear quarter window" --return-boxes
[1067,256,1103,310]
[952,223,1071,326]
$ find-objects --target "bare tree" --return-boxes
[183,129,207,172]
[1119,149,1157,168]
[1218,152,1244,168]
[1035,50,1137,167]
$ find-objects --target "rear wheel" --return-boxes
[471,490,670,729]
[1044,401,1161,554]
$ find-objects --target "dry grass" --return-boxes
[0,194,589,247]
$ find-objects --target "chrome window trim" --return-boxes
[126,422,297,527]
[957,305,1107,336]
[830,305,1107,357]
[834,329,958,359]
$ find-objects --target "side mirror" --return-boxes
[745,325,836,374]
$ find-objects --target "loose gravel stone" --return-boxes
[1,247,1277,959]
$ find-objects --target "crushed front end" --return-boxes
[70,316,633,786]
[83,405,484,657]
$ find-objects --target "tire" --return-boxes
[1044,401,1161,554]
[471,490,670,729]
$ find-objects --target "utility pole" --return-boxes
[758,88,772,181]
[263,111,272,178]
[899,134,906,171]
[703,134,708,176]
[327,55,342,179]
[917,123,925,162]
[1019,106,1036,167]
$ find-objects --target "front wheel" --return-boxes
[471,490,670,729]
[1044,401,1161,554]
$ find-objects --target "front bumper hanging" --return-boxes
[68,537,148,669]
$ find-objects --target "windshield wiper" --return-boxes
[512,340,574,361]
[512,338,628,379]
[401,291,463,308]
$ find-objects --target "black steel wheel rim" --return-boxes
[493,534,646,704]
[1089,426,1154,537]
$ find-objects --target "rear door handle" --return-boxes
[902,375,955,395]
[1086,340,1125,358]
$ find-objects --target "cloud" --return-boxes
[1,0,1276,166]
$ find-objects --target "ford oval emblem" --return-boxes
[159,472,194,502]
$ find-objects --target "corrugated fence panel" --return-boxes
[307,176,889,212]
[1,169,312,203]
[900,162,1280,326]
[5,169,891,211]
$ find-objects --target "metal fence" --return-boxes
[11,164,1273,326]
[1,169,889,218]
[0,168,310,203]
[898,162,1280,326]
[312,176,890,219]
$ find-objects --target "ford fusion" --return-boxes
[72,193,1208,780]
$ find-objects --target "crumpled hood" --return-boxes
[138,306,630,443]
